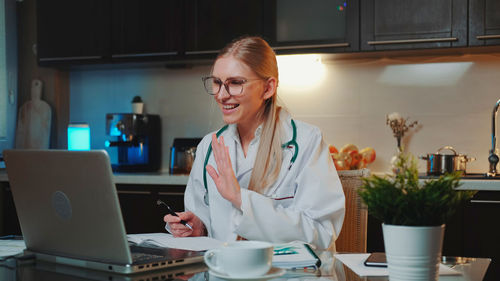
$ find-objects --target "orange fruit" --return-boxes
[360,147,376,164]
[340,143,358,154]
[329,144,338,154]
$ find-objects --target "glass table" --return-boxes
[0,252,491,281]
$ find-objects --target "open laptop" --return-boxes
[3,149,204,274]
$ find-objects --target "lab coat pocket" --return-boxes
[269,177,296,209]
[270,192,295,209]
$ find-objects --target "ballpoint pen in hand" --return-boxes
[157,199,193,230]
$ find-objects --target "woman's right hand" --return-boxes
[164,211,206,237]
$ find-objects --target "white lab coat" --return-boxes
[183,112,345,250]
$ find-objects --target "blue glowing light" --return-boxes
[68,123,90,151]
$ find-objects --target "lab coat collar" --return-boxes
[223,123,263,180]
[226,123,263,146]
[224,110,294,152]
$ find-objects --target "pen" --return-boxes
[156,199,193,230]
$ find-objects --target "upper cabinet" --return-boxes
[264,0,359,53]
[183,0,265,57]
[37,0,183,66]
[37,0,111,65]
[110,0,182,61]
[36,0,500,67]
[469,0,500,46]
[360,0,468,51]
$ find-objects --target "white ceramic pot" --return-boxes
[382,224,445,281]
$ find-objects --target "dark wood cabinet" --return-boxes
[469,0,500,46]
[37,0,183,66]
[116,184,185,234]
[36,0,111,65]
[110,0,182,61]
[463,191,500,281]
[360,0,468,51]
[183,0,265,57]
[264,0,359,54]
[0,183,21,236]
[36,0,500,66]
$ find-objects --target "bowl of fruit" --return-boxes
[329,144,376,171]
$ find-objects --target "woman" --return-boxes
[164,36,345,250]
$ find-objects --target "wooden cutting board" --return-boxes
[15,79,52,149]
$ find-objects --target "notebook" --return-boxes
[3,149,204,274]
[272,242,321,268]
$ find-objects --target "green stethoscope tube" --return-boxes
[203,120,298,205]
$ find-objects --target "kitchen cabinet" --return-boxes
[183,0,265,58]
[116,184,185,234]
[469,0,500,46]
[36,0,111,65]
[37,0,182,66]
[264,0,359,54]
[36,0,500,67]
[110,0,182,62]
[0,183,21,236]
[360,0,468,51]
[463,191,500,281]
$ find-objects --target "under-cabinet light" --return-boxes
[277,54,326,90]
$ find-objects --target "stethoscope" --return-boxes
[203,119,298,205]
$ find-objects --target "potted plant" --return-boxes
[358,151,475,281]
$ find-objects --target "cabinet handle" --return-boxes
[476,35,500,40]
[185,50,220,55]
[39,55,102,62]
[117,190,151,195]
[367,37,458,45]
[272,43,350,51]
[112,52,177,58]
[158,192,185,196]
[470,199,500,204]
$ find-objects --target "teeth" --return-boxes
[223,104,238,109]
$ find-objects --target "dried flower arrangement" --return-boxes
[386,112,418,151]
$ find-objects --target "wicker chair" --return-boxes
[335,169,370,253]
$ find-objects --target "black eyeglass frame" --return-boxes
[201,76,265,96]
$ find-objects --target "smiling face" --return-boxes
[212,55,276,132]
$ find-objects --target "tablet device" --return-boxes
[363,252,387,267]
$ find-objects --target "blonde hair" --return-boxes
[217,36,283,193]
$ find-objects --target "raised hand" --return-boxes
[205,134,242,208]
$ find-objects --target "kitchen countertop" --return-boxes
[1,169,499,190]
[0,170,189,185]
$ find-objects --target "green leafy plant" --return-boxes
[358,152,476,226]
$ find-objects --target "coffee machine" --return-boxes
[170,138,202,174]
[105,113,161,172]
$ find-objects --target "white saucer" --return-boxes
[208,267,286,280]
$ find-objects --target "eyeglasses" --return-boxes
[202,76,264,96]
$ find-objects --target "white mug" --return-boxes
[204,241,274,277]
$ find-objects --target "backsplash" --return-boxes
[70,53,500,174]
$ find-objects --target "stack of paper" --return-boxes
[127,233,223,251]
[0,239,26,258]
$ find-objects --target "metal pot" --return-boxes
[420,146,475,175]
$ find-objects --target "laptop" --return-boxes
[3,149,204,274]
